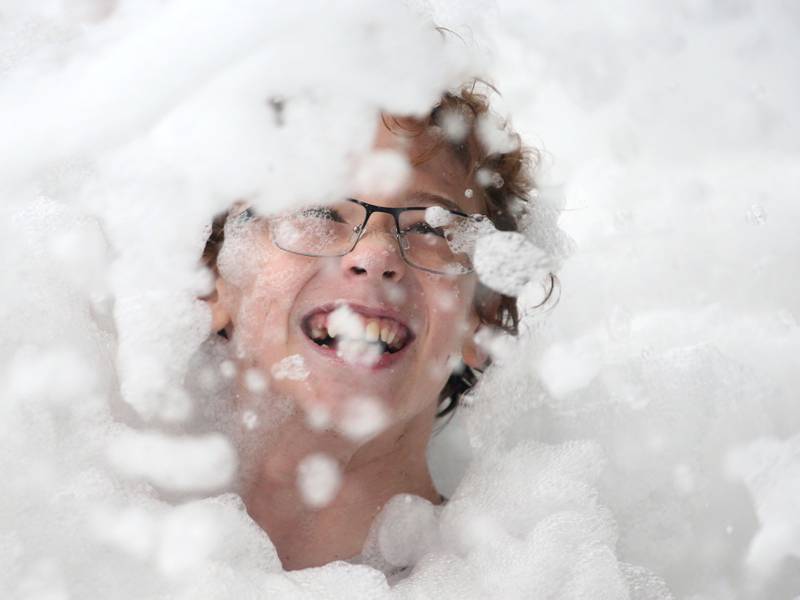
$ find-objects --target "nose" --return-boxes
[340,214,406,283]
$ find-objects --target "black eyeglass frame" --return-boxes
[269,198,478,275]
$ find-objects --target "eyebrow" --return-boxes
[406,191,463,212]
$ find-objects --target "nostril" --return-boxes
[350,266,367,276]
[382,270,396,280]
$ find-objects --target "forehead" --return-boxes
[371,118,483,214]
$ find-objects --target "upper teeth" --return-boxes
[365,320,380,342]
[307,306,406,349]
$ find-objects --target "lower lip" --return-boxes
[301,331,412,370]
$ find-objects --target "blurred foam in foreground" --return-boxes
[1,1,799,598]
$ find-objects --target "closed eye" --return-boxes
[404,221,446,238]
[238,207,258,221]
[301,207,346,223]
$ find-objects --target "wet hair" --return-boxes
[201,80,555,417]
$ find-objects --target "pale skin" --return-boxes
[207,118,487,570]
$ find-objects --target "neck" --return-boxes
[239,401,440,570]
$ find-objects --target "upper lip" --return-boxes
[300,301,414,335]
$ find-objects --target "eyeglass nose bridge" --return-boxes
[348,201,406,255]
[333,198,474,275]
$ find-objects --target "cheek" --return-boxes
[424,276,476,353]
[427,272,476,317]
[223,235,317,356]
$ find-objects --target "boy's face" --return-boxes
[210,119,485,435]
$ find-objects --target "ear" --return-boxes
[460,309,488,370]
[206,276,233,336]
[462,286,504,370]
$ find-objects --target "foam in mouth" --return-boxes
[302,305,412,357]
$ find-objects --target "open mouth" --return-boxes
[301,304,414,357]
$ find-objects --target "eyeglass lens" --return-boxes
[270,200,474,275]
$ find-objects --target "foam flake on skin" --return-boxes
[271,354,310,380]
[241,409,259,430]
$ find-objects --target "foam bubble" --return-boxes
[244,367,268,394]
[338,396,388,442]
[352,149,411,198]
[297,453,342,509]
[475,112,519,155]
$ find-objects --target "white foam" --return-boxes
[107,430,238,493]
[2,0,799,597]
[297,453,343,509]
[271,354,310,381]
[338,396,389,442]
[352,149,411,198]
[726,435,800,577]
[473,231,551,297]
[243,367,269,394]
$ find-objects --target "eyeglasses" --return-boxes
[260,198,482,275]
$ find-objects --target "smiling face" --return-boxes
[208,119,486,437]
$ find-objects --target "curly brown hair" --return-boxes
[202,81,554,417]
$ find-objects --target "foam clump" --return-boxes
[358,440,654,598]
[473,231,551,297]
[361,494,439,569]
[155,495,278,577]
[90,495,284,596]
[424,205,455,228]
[287,562,391,599]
